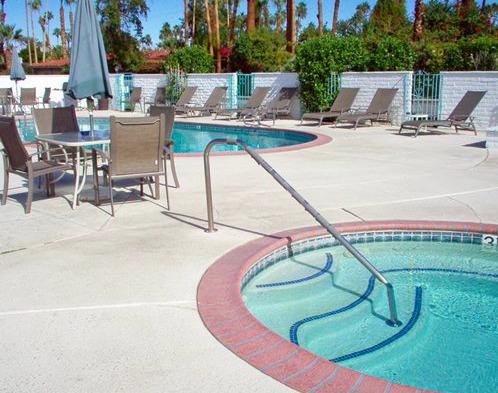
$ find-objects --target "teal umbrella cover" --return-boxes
[66,0,113,100]
[9,47,26,82]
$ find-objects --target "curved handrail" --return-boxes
[203,138,401,327]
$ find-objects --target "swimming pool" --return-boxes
[241,230,498,393]
[18,118,318,153]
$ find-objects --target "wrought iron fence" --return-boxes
[411,71,443,120]
[237,73,254,109]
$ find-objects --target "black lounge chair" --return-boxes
[185,86,228,117]
[399,91,486,137]
[301,88,360,127]
[335,88,398,130]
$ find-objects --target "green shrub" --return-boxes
[230,30,293,73]
[458,36,498,71]
[163,45,214,74]
[295,35,369,111]
[368,36,415,71]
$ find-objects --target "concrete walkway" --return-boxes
[0,117,497,392]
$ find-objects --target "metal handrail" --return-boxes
[203,138,401,327]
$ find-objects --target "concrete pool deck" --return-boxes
[0,116,497,392]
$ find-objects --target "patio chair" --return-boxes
[41,87,51,108]
[145,87,167,110]
[19,88,39,114]
[335,88,399,130]
[262,87,299,125]
[0,88,14,115]
[399,91,487,137]
[149,105,180,188]
[0,115,73,214]
[92,115,169,216]
[184,86,228,117]
[301,88,360,127]
[174,86,198,114]
[215,87,271,121]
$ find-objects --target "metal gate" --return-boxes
[237,73,254,109]
[411,71,443,120]
[326,73,341,100]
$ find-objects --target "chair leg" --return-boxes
[45,175,50,197]
[108,179,115,216]
[169,152,180,188]
[26,174,34,214]
[154,176,160,200]
[2,169,9,205]
[164,159,170,210]
[140,178,144,196]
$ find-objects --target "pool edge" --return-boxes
[196,220,498,393]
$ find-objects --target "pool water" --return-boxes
[18,118,315,153]
[242,236,498,393]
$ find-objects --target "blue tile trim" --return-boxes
[256,253,333,288]
[331,287,423,363]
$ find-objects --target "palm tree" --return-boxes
[204,0,213,55]
[247,0,256,34]
[64,0,74,34]
[59,0,67,58]
[332,0,340,35]
[31,0,41,63]
[412,0,424,40]
[317,0,324,35]
[53,27,60,46]
[213,0,221,72]
[258,0,270,27]
[296,1,307,35]
[184,0,190,46]
[0,0,6,66]
[286,0,295,53]
[39,10,53,61]
[228,0,239,44]
[272,0,285,33]
[192,0,197,43]
[25,0,33,64]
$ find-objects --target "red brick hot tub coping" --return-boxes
[197,220,498,393]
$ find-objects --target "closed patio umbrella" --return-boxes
[10,47,26,98]
[66,0,112,101]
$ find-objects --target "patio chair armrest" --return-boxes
[30,145,70,162]
[92,147,110,163]
[165,139,174,148]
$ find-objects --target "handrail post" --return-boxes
[203,138,401,327]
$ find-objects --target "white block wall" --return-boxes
[440,71,498,129]
[132,74,167,106]
[0,74,69,107]
[252,72,301,118]
[341,71,413,125]
[186,73,236,107]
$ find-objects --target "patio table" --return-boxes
[35,130,110,209]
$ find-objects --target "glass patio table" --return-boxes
[35,130,110,209]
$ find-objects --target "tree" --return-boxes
[96,0,149,71]
[296,1,307,35]
[273,0,285,33]
[53,27,60,45]
[159,22,181,49]
[65,0,74,33]
[370,0,409,36]
[332,0,340,35]
[184,0,190,45]
[317,0,324,35]
[213,0,221,71]
[228,0,240,44]
[247,0,256,34]
[286,0,296,53]
[163,45,214,73]
[25,0,32,64]
[337,2,370,37]
[59,0,67,58]
[31,0,40,63]
[204,0,213,55]
[413,0,425,40]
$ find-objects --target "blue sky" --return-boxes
[4,0,490,46]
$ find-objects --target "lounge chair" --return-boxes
[399,91,486,137]
[126,87,143,112]
[149,105,180,188]
[301,88,360,126]
[174,86,198,114]
[92,115,169,216]
[262,87,299,125]
[184,86,228,117]
[145,87,167,111]
[335,88,399,130]
[215,87,271,121]
[0,115,73,213]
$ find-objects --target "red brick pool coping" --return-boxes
[197,220,498,393]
